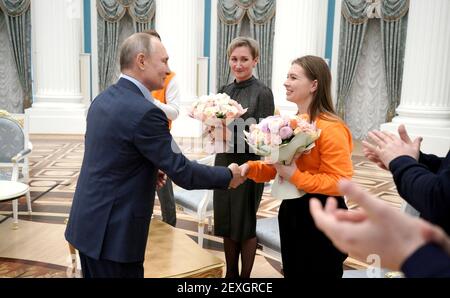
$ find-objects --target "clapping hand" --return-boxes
[309,179,447,271]
[362,139,388,171]
[363,124,422,170]
[228,163,247,189]
[397,124,422,161]
[156,170,167,190]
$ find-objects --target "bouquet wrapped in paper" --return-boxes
[244,114,321,200]
[189,93,247,153]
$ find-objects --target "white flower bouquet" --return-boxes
[189,93,247,153]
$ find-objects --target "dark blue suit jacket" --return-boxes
[389,150,450,234]
[402,243,450,277]
[65,78,231,263]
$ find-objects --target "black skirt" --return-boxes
[213,152,264,242]
[278,193,348,277]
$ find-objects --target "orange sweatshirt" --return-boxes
[247,114,353,196]
[152,72,176,129]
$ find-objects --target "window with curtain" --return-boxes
[216,0,276,91]
[336,0,409,139]
[96,0,155,92]
[0,0,32,113]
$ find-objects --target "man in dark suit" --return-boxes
[310,179,450,278]
[65,33,245,278]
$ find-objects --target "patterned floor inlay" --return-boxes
[0,134,403,278]
[0,258,68,278]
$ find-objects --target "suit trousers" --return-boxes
[278,193,348,278]
[79,252,144,278]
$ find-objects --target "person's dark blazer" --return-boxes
[401,243,450,277]
[389,150,450,234]
[65,78,231,263]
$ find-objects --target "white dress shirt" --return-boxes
[119,73,180,121]
[152,75,181,121]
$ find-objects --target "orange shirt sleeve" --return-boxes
[247,160,277,183]
[289,121,353,196]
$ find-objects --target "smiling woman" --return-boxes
[213,36,275,279]
[244,55,354,278]
[228,38,259,83]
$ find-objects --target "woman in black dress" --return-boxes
[213,37,274,278]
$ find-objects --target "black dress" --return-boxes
[213,76,274,242]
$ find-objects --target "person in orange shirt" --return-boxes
[240,55,353,277]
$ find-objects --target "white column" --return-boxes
[209,0,218,94]
[91,0,99,98]
[271,0,328,112]
[331,0,343,105]
[381,0,450,156]
[155,0,202,102]
[26,0,86,134]
[156,0,204,137]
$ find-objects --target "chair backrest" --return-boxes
[173,154,216,213]
[195,154,216,166]
[195,154,216,212]
[0,116,25,162]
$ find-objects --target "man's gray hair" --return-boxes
[120,32,154,71]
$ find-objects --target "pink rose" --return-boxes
[279,126,293,140]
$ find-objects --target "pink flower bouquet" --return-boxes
[189,93,247,153]
[244,114,321,200]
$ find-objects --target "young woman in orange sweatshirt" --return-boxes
[241,56,353,277]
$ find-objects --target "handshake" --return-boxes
[227,163,250,189]
[156,163,252,190]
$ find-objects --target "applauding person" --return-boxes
[310,179,450,278]
[363,125,450,234]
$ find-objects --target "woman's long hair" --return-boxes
[292,56,339,123]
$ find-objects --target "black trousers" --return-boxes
[278,193,348,278]
[79,252,144,278]
[156,177,176,227]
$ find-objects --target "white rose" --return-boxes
[226,106,238,116]
[218,98,229,106]
[196,103,206,113]
[217,93,229,101]
[204,106,219,117]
